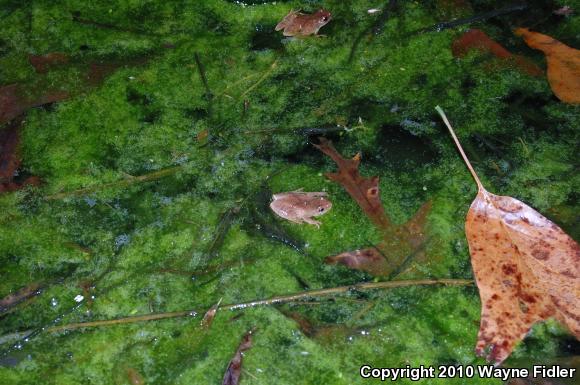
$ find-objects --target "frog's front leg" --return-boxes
[303,217,321,228]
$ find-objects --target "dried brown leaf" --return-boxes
[515,28,580,104]
[314,137,390,229]
[452,29,542,76]
[437,106,580,364]
[200,298,222,329]
[222,330,254,385]
[325,247,389,276]
[468,189,580,363]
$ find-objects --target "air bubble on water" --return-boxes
[300,351,310,355]
[84,197,97,207]
[115,234,130,249]
[74,294,84,303]
[51,297,58,307]
[189,311,197,317]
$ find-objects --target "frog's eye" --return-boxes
[318,207,326,212]
[321,16,329,21]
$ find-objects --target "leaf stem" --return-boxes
[435,106,484,191]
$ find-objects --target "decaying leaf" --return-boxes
[515,28,580,104]
[436,106,580,364]
[325,247,389,276]
[222,329,254,385]
[125,367,145,385]
[28,52,69,74]
[315,138,431,276]
[200,298,222,329]
[0,119,41,193]
[0,84,69,125]
[452,29,542,76]
[314,137,391,229]
[0,282,43,314]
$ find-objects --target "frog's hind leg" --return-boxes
[303,217,321,228]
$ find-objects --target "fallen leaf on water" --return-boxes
[315,138,431,276]
[28,52,69,74]
[325,247,390,276]
[0,282,43,314]
[452,29,542,76]
[436,106,580,364]
[515,28,580,104]
[200,298,222,329]
[222,329,254,385]
[125,367,145,385]
[314,137,391,229]
[0,119,41,193]
[0,84,69,125]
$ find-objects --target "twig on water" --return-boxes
[45,279,472,333]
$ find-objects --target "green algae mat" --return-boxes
[0,1,579,384]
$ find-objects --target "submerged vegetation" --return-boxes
[0,0,578,384]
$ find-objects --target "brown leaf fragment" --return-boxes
[201,298,222,329]
[0,84,69,125]
[0,282,43,314]
[452,29,542,76]
[28,52,69,73]
[314,137,391,229]
[437,106,580,365]
[325,247,390,276]
[125,367,145,385]
[0,119,42,193]
[222,329,254,385]
[515,28,580,104]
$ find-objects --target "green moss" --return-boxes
[1,0,578,383]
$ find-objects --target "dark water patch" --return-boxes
[558,337,580,355]
[348,98,393,123]
[251,25,283,51]
[183,107,209,121]
[503,91,560,133]
[376,125,439,167]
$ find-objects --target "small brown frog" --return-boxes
[275,9,332,37]
[270,190,332,227]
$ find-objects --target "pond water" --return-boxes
[0,1,578,384]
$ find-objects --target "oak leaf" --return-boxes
[515,28,580,104]
[436,106,579,364]
[315,138,431,276]
[314,137,390,229]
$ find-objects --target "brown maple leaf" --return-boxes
[436,106,580,364]
[315,138,431,276]
[515,28,580,104]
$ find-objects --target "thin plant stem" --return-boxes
[435,106,484,191]
[45,279,472,333]
[44,164,185,200]
[239,58,278,99]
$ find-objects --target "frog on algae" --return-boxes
[0,0,578,384]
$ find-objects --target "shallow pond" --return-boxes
[0,1,578,384]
